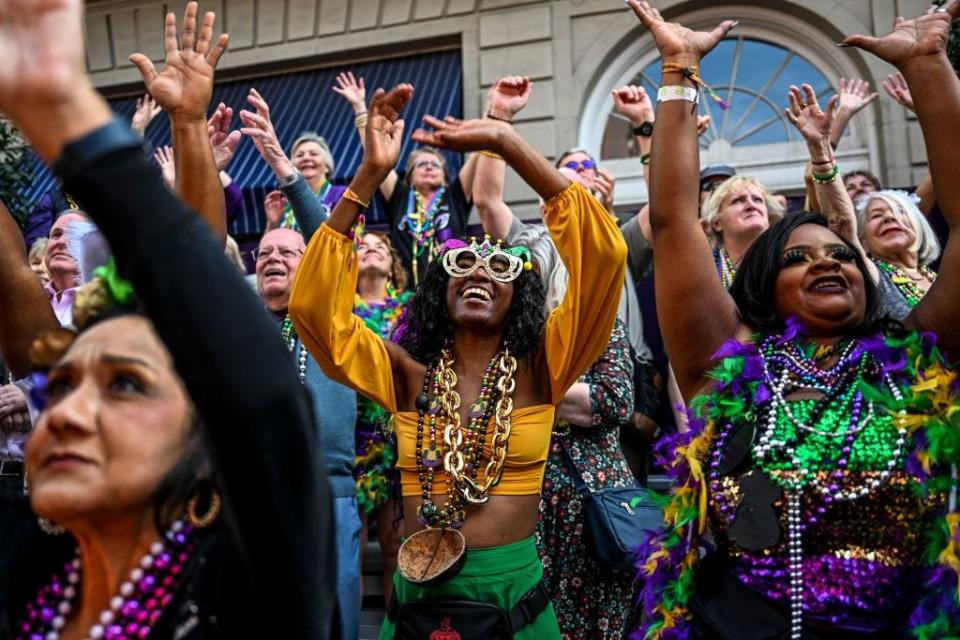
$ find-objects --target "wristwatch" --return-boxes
[277,169,302,188]
[632,121,654,137]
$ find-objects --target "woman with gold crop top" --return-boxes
[289,85,626,639]
[628,2,960,639]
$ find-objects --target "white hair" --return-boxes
[290,132,335,177]
[855,189,940,266]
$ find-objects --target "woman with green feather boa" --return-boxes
[626,1,960,638]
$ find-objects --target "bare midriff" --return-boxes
[403,494,541,548]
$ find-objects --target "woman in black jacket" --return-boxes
[0,2,336,638]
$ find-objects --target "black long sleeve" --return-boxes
[59,141,335,638]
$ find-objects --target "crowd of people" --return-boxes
[1,0,960,638]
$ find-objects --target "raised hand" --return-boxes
[594,167,616,212]
[333,71,367,114]
[131,93,162,137]
[612,85,654,126]
[785,84,838,155]
[208,102,242,171]
[0,0,85,110]
[264,190,287,229]
[697,114,712,137]
[882,72,915,112]
[836,77,878,118]
[842,1,959,69]
[363,84,414,173]
[0,384,30,435]
[154,145,177,188]
[412,116,511,155]
[129,2,229,121]
[627,0,735,62]
[240,88,296,178]
[486,76,532,121]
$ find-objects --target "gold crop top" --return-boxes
[289,182,627,496]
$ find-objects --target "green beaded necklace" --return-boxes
[874,258,936,307]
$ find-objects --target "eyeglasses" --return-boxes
[563,159,597,172]
[413,160,443,171]
[441,247,525,283]
[251,246,303,262]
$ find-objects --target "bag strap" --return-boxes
[508,579,551,633]
[386,579,551,633]
[558,438,593,497]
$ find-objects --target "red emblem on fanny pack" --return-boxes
[428,617,461,640]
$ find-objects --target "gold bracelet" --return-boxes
[479,150,504,160]
[342,187,370,209]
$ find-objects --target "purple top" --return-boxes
[709,400,946,633]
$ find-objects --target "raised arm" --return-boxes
[130,3,229,244]
[473,76,532,238]
[289,85,416,411]
[845,0,960,357]
[0,1,335,632]
[828,77,878,149]
[0,201,58,378]
[413,116,628,402]
[627,0,739,398]
[333,70,403,200]
[785,84,879,283]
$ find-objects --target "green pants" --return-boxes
[380,535,560,639]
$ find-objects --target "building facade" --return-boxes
[83,0,929,219]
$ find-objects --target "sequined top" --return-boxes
[709,397,949,633]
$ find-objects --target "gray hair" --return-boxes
[508,222,567,312]
[289,132,335,178]
[856,189,940,266]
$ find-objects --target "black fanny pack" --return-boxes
[386,579,550,639]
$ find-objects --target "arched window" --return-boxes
[577,5,878,209]
[602,37,836,159]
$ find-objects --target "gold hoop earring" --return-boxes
[187,486,221,529]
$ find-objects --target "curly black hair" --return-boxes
[397,256,547,365]
[729,212,886,334]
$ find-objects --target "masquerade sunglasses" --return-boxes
[438,236,532,283]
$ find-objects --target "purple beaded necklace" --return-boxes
[17,519,197,640]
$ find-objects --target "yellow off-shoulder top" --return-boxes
[289,182,626,496]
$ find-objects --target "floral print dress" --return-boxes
[537,318,639,639]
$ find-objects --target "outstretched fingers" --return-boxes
[206,33,229,68]
[627,0,662,28]
[164,11,179,57]
[373,84,414,122]
[129,54,159,87]
[801,83,820,111]
[197,11,216,56]
[180,2,199,51]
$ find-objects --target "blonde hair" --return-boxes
[856,190,940,266]
[700,175,784,248]
[223,236,247,273]
[29,237,48,264]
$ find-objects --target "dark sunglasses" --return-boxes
[563,159,597,172]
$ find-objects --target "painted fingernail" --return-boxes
[729,20,740,29]
[836,42,851,47]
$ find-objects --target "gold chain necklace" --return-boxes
[437,347,517,505]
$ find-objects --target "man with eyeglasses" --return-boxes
[254,228,363,640]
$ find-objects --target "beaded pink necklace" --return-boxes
[17,519,198,640]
